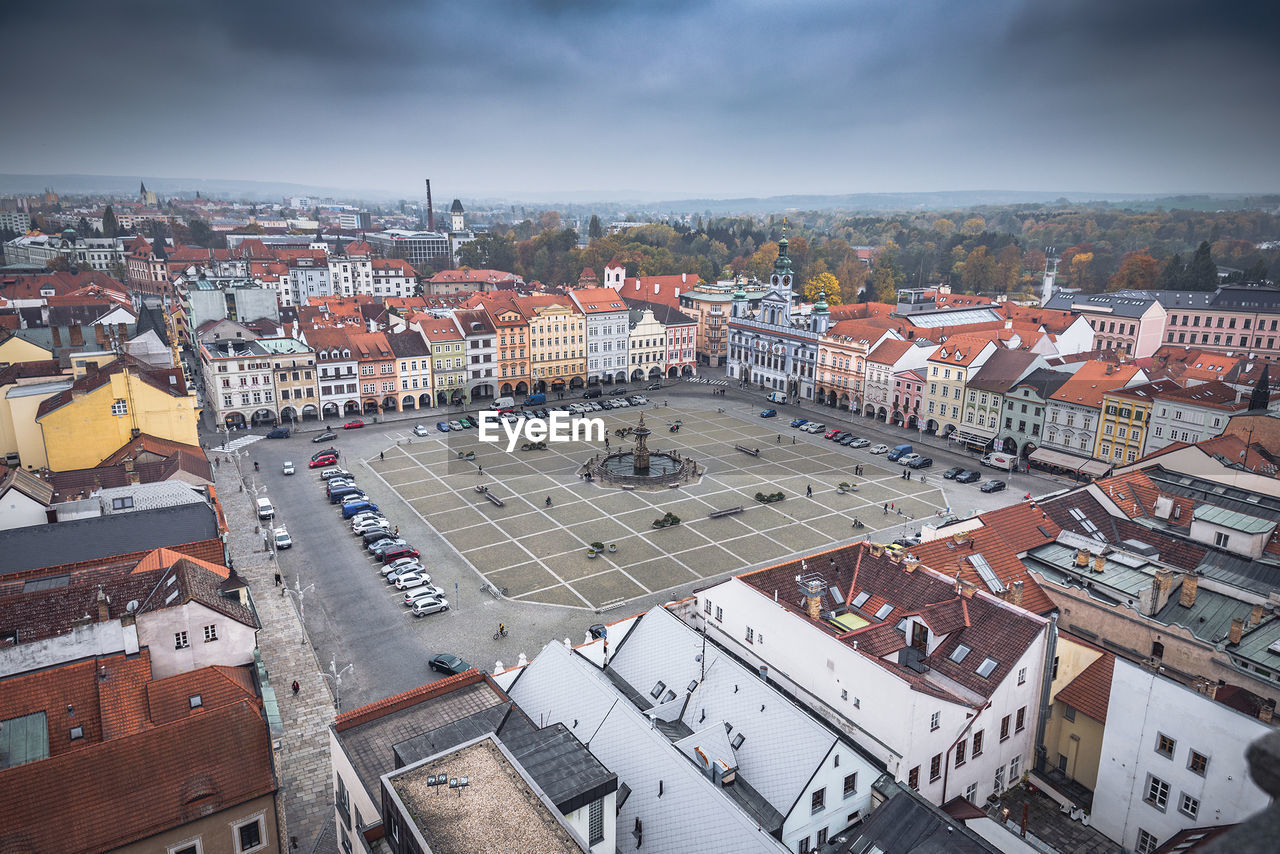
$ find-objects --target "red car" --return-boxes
[309,454,339,469]
[824,429,841,439]
[343,419,366,430]
[381,545,420,563]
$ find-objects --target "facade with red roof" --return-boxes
[696,541,1049,806]
[427,268,523,295]
[816,320,902,413]
[862,338,933,426]
[921,336,999,440]
[1037,360,1147,475]
[569,287,631,385]
[465,293,531,396]
[303,326,362,417]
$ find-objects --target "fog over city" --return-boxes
[2,0,1277,200]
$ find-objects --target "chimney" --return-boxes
[425,178,434,232]
[1075,548,1089,567]
[1180,573,1199,607]
[96,588,109,623]
[1250,602,1264,627]
[904,557,920,572]
[1106,363,1114,375]
[1205,682,1219,700]
[1230,617,1244,645]
[1261,702,1275,725]
[1091,553,1107,573]
[805,591,822,621]
[1153,568,1172,592]
[1010,580,1024,608]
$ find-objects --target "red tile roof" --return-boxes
[1048,360,1144,408]
[335,669,486,732]
[909,518,1057,615]
[1054,651,1113,723]
[866,338,916,365]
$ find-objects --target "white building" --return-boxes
[3,232,128,272]
[694,542,1050,810]
[327,241,373,297]
[1091,657,1272,853]
[287,254,333,302]
[0,210,32,233]
[864,338,933,425]
[570,287,631,386]
[198,337,277,428]
[605,606,882,852]
[1142,380,1250,451]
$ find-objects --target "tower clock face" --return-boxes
[783,275,791,287]
[771,275,779,286]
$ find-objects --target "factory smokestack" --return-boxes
[425,178,434,232]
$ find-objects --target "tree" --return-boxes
[866,247,903,303]
[1069,251,1094,291]
[101,205,119,238]
[803,272,842,306]
[187,218,224,249]
[1243,259,1269,282]
[588,215,603,240]
[933,218,955,237]
[1108,251,1159,292]
[45,254,72,272]
[961,246,997,293]
[1185,241,1218,290]
[1249,365,1270,412]
[1157,253,1184,288]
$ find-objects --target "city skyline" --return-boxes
[4,0,1279,200]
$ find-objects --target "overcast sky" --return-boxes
[4,0,1278,201]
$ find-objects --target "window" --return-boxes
[811,788,825,813]
[174,631,189,650]
[1052,656,1059,679]
[1010,754,1021,780]
[908,766,920,789]
[234,817,265,852]
[955,740,966,767]
[1155,733,1175,758]
[1136,829,1159,854]
[704,599,711,614]
[972,730,983,757]
[1063,704,1076,722]
[111,398,128,416]
[930,753,942,782]
[1017,667,1026,685]
[1144,774,1170,811]
[589,798,605,845]
[203,624,217,643]
[1188,750,1208,775]
[817,828,828,847]
[169,844,201,854]
[1214,531,1229,548]
[715,606,723,622]
[1179,792,1200,818]
[746,627,754,644]
[843,773,857,798]
[1000,715,1010,742]
[798,837,811,854]
[650,681,666,699]
[965,783,978,804]
[1016,707,1026,733]
[111,496,134,510]
[930,711,940,731]
[732,733,746,750]
[994,765,1005,794]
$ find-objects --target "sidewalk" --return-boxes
[213,458,335,853]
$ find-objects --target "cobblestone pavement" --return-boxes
[995,787,1121,853]
[213,458,335,854]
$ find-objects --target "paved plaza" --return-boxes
[368,405,949,610]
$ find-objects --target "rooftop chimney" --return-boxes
[96,588,109,623]
[1230,617,1244,645]
[1250,602,1264,628]
[1261,702,1275,725]
[1180,573,1199,607]
[1075,548,1089,567]
[1091,553,1107,573]
[1010,580,1024,609]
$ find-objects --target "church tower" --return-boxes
[731,278,748,318]
[770,233,795,295]
[811,290,830,334]
[450,198,465,233]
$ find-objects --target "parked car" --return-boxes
[908,456,933,469]
[311,447,339,461]
[610,387,629,395]
[582,388,602,399]
[312,430,337,443]
[273,527,292,549]
[630,395,649,405]
[382,559,422,578]
[436,421,450,432]
[255,497,274,520]
[790,418,808,428]
[893,534,922,548]
[353,520,391,537]
[381,545,420,563]
[349,509,384,524]
[449,420,464,431]
[760,409,778,418]
[824,429,841,439]
[266,426,290,439]
[869,444,889,454]
[429,653,470,674]
[282,461,295,475]
[384,564,425,583]
[849,437,871,448]
[804,422,826,433]
[343,419,365,429]
[898,453,921,466]
[309,455,337,469]
[341,492,370,504]
[394,571,429,590]
[615,399,630,408]
[645,382,661,390]
[369,538,409,555]
[404,585,446,606]
[413,424,430,437]
[319,467,351,480]
[838,434,857,445]
[362,528,399,545]
[956,470,982,483]
[942,466,965,479]
[341,500,379,518]
[411,597,450,617]
[979,480,1007,493]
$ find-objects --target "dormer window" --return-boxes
[851,591,870,609]
[874,603,893,620]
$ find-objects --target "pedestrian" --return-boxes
[897,507,903,515]
[906,470,912,481]
[883,503,888,515]
[776,434,781,443]
[478,464,483,474]
[274,572,281,586]
[380,450,384,461]
[791,436,796,444]
[806,484,813,497]
[394,526,400,536]
[291,680,300,696]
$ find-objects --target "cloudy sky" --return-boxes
[3,0,1277,200]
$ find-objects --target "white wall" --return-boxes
[780,743,874,852]
[1091,657,1271,851]
[0,489,48,530]
[0,619,136,678]
[138,601,257,679]
[330,727,381,854]
[562,791,616,854]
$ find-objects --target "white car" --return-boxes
[411,597,450,617]
[403,585,446,605]
[273,527,292,549]
[449,420,465,431]
[630,395,649,405]
[615,399,630,408]
[869,443,890,455]
[385,556,422,573]
[350,511,386,527]
[413,424,430,437]
[898,453,921,466]
[319,467,351,480]
[395,572,429,590]
[804,422,827,433]
[282,461,295,475]
[341,493,370,505]
[353,519,391,536]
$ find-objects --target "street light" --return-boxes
[321,654,355,712]
[282,577,315,641]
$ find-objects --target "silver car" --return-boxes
[368,537,408,554]
[403,585,446,606]
[413,424,430,436]
[411,596,450,617]
[395,572,429,590]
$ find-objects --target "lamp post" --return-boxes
[322,654,355,712]
[282,577,315,641]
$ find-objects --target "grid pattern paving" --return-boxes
[368,406,946,610]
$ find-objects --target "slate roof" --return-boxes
[508,641,789,854]
[385,329,432,358]
[965,349,1041,393]
[1044,291,1161,317]
[841,777,1002,853]
[624,297,698,327]
[1155,585,1256,645]
[499,721,619,815]
[1054,652,1114,723]
[0,502,220,576]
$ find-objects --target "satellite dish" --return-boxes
[126,600,139,613]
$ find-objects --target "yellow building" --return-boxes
[418,316,468,406]
[1042,635,1113,793]
[0,331,54,366]
[519,296,586,395]
[1097,381,1163,466]
[0,361,71,465]
[35,361,200,471]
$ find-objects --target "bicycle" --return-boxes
[493,626,509,640]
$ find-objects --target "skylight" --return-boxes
[969,554,1006,594]
[852,591,871,609]
[874,603,894,620]
[950,644,972,663]
[976,657,999,678]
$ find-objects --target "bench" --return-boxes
[474,485,505,507]
[708,506,744,519]
[734,444,761,457]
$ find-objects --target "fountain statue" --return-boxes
[584,412,700,488]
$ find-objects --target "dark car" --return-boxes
[361,528,396,545]
[381,545,420,563]
[760,408,778,418]
[833,431,852,442]
[839,434,857,445]
[610,387,629,395]
[436,421,450,432]
[790,418,808,428]
[583,388,602,399]
[343,419,365,430]
[645,382,661,390]
[588,624,607,640]
[312,430,337,443]
[908,456,933,469]
[979,480,1007,493]
[429,654,471,675]
[942,466,965,479]
[266,426,290,439]
[956,470,982,483]
[311,447,339,461]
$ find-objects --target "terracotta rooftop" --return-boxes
[1054,651,1114,723]
[1048,360,1144,408]
[910,514,1057,615]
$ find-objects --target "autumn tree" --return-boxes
[803,272,842,306]
[866,246,903,303]
[960,216,987,236]
[995,244,1023,293]
[1108,251,1159,292]
[933,218,955,237]
[961,246,997,293]
[1067,251,1094,290]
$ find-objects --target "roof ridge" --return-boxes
[334,668,484,731]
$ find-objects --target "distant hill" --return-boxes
[0,173,391,202]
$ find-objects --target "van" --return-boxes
[886,443,913,462]
[255,497,275,520]
[328,485,361,504]
[524,393,546,406]
[491,396,515,410]
[582,388,602,399]
[767,391,788,404]
[982,452,1016,472]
